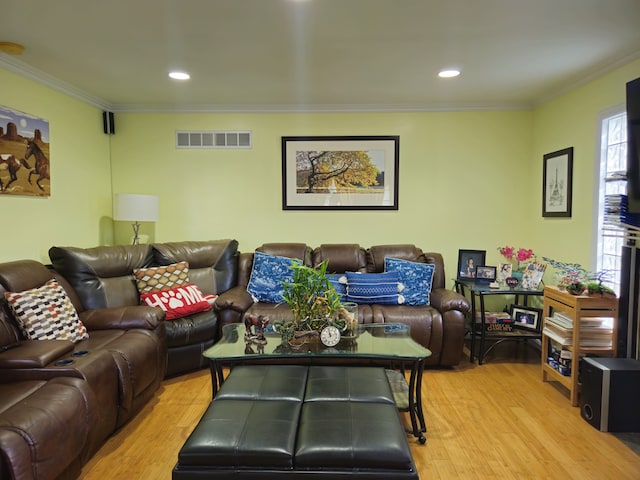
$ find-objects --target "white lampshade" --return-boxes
[113,194,159,222]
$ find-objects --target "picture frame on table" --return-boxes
[475,266,497,282]
[281,135,400,210]
[457,249,486,280]
[497,263,513,283]
[543,147,573,217]
[510,305,542,331]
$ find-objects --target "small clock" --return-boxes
[320,325,341,347]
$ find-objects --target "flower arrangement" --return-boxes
[542,257,616,297]
[497,246,535,272]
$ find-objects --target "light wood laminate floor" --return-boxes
[79,343,640,479]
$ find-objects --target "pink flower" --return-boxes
[498,246,515,260]
[516,248,533,263]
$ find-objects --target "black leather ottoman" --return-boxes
[173,365,419,479]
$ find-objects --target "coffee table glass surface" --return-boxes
[203,322,431,443]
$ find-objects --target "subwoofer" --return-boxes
[580,357,640,432]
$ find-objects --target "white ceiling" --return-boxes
[2,0,640,112]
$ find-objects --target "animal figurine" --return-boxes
[244,313,270,339]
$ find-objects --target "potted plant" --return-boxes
[276,260,349,343]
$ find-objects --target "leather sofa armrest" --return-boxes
[0,340,74,369]
[430,288,470,314]
[79,306,165,331]
[214,285,255,313]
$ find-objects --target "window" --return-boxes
[597,109,627,295]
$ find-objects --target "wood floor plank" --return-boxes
[78,344,640,479]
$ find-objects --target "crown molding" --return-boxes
[0,54,110,110]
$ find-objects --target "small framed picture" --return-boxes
[510,305,542,331]
[475,266,497,281]
[497,263,513,283]
[457,250,486,280]
[543,147,573,217]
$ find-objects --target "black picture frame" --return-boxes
[281,135,400,210]
[475,265,497,281]
[457,249,486,280]
[510,304,542,331]
[543,147,573,217]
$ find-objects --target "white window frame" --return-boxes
[594,105,627,295]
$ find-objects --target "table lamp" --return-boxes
[113,193,159,245]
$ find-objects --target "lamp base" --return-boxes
[131,222,141,245]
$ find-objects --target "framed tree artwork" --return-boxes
[281,136,399,210]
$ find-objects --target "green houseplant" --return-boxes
[276,260,348,343]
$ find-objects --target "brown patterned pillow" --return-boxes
[134,261,190,295]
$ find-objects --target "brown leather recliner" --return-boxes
[227,243,470,367]
[0,259,167,479]
[49,239,240,377]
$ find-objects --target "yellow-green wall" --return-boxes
[532,58,640,276]
[0,68,113,263]
[110,110,532,279]
[2,57,639,284]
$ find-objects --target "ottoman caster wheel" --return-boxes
[418,434,426,444]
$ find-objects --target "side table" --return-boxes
[455,279,543,364]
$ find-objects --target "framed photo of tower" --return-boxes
[543,147,573,217]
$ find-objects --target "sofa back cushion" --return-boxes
[311,244,367,273]
[152,240,239,295]
[49,245,154,310]
[256,243,313,266]
[0,260,61,345]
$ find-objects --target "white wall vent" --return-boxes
[176,130,252,149]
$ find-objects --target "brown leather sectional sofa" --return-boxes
[0,239,239,479]
[217,243,471,367]
[0,239,468,479]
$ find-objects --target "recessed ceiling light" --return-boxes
[438,69,460,78]
[169,71,190,80]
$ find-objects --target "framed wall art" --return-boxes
[281,135,399,210]
[543,147,573,217]
[0,104,50,197]
[510,305,542,331]
[457,249,486,280]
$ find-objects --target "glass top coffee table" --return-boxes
[203,322,432,443]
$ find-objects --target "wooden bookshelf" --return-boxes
[541,285,618,406]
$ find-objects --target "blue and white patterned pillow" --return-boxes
[247,251,296,303]
[345,271,404,305]
[326,273,348,301]
[384,257,435,306]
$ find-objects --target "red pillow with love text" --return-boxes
[140,283,212,320]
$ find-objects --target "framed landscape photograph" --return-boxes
[543,147,573,217]
[457,249,486,280]
[510,305,542,331]
[281,135,399,210]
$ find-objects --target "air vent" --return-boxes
[176,130,252,149]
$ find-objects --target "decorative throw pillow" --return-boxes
[326,273,348,301]
[247,251,296,303]
[4,278,89,343]
[134,261,190,295]
[384,257,435,306]
[140,283,212,320]
[345,272,405,305]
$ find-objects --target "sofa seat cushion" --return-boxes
[163,310,218,347]
[296,401,414,470]
[178,399,301,468]
[215,365,308,402]
[304,366,395,404]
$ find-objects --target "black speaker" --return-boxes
[102,111,115,135]
[580,357,640,432]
